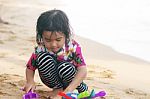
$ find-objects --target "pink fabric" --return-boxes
[26,53,37,71]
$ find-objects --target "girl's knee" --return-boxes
[37,52,55,65]
[57,62,76,82]
[58,62,76,74]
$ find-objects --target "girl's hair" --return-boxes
[36,9,72,45]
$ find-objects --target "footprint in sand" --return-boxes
[99,69,115,79]
[0,74,24,98]
[0,40,4,44]
[0,17,9,24]
[0,91,8,95]
[0,53,6,58]
[0,74,10,82]
[0,74,51,99]
[125,88,147,95]
[87,66,115,81]
[0,24,17,42]
[125,88,150,99]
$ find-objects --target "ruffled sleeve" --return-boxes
[26,53,37,71]
[72,40,86,67]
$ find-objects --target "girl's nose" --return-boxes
[51,41,57,47]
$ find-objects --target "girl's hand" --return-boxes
[23,82,36,93]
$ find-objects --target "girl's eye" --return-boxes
[56,39,61,41]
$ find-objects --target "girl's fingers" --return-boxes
[31,86,36,92]
[22,86,27,92]
[23,86,31,93]
[20,87,25,91]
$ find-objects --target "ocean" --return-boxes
[39,0,150,62]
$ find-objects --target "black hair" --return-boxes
[36,9,72,45]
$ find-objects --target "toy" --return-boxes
[58,92,73,99]
[77,91,90,98]
[22,91,39,99]
[91,90,106,98]
[59,89,106,99]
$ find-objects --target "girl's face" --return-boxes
[42,31,66,53]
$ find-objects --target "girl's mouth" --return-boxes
[52,48,59,53]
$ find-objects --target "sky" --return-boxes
[41,0,150,62]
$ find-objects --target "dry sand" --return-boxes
[0,0,150,99]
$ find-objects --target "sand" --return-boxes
[0,0,150,99]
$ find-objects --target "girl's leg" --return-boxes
[57,62,88,93]
[37,52,63,89]
[76,82,88,93]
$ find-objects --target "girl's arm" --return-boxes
[26,68,35,83]
[23,68,36,92]
[63,66,87,93]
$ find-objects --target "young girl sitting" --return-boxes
[23,9,88,99]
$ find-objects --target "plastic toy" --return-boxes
[77,91,90,98]
[91,90,106,98]
[22,91,39,99]
[59,89,106,99]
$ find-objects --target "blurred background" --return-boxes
[1,0,150,62]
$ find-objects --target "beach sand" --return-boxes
[0,0,150,99]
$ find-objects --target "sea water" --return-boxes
[39,0,150,62]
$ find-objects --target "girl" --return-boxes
[23,9,88,99]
